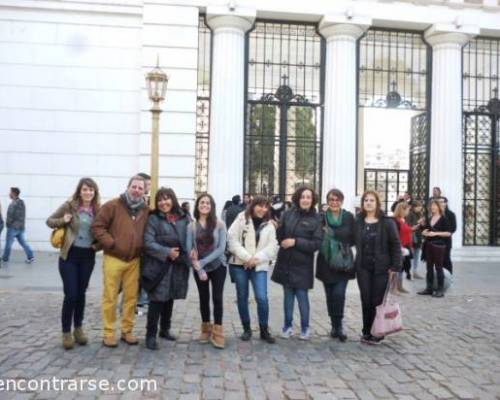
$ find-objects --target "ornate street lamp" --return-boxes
[145,56,169,207]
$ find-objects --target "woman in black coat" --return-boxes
[271,187,322,340]
[316,189,355,342]
[354,190,402,345]
[142,188,191,350]
[417,199,452,298]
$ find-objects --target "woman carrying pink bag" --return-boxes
[353,191,403,345]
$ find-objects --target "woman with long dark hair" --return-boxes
[187,193,227,348]
[418,199,452,298]
[354,190,402,345]
[271,187,323,340]
[228,195,278,343]
[47,177,101,350]
[142,188,191,350]
[316,188,355,342]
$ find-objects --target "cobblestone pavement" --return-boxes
[0,252,499,399]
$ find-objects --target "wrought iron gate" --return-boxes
[463,37,500,246]
[409,112,429,203]
[244,21,324,200]
[463,111,500,246]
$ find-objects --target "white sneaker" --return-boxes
[299,328,311,340]
[281,326,293,339]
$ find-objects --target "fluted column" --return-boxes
[207,9,255,214]
[425,25,476,247]
[319,17,370,211]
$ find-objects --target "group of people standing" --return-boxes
[45,174,455,351]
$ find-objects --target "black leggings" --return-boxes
[146,299,174,337]
[426,242,446,290]
[193,266,227,325]
[356,266,389,336]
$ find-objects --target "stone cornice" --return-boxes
[319,14,371,40]
[424,23,479,47]
[207,5,256,33]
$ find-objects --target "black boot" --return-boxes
[418,273,434,295]
[259,325,275,344]
[159,330,177,341]
[145,336,158,350]
[240,322,252,341]
[331,319,347,342]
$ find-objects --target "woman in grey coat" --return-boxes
[142,188,191,350]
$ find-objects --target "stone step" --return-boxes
[452,246,500,262]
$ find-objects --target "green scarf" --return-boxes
[320,210,344,265]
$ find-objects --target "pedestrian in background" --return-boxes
[2,187,34,264]
[47,177,101,350]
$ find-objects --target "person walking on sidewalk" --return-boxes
[187,193,228,349]
[2,187,34,264]
[142,188,191,350]
[227,195,278,344]
[354,190,402,345]
[316,188,355,342]
[92,175,149,348]
[271,187,323,341]
[0,199,3,267]
[47,178,101,350]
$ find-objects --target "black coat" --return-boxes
[353,215,403,274]
[316,210,356,283]
[271,207,323,289]
[421,215,453,262]
[225,203,245,230]
[142,212,191,302]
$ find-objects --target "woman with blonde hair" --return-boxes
[47,177,101,350]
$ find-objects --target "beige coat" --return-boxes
[46,200,100,260]
[227,212,279,272]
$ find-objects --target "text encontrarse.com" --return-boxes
[0,378,158,392]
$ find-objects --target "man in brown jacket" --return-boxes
[92,175,149,347]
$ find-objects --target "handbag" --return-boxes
[371,274,403,338]
[50,227,66,249]
[331,241,354,273]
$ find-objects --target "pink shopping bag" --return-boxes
[371,274,403,338]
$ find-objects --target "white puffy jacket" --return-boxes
[227,212,279,272]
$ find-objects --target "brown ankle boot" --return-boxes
[62,333,75,350]
[211,324,225,349]
[199,322,212,344]
[73,327,88,345]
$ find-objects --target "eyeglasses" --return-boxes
[328,198,341,203]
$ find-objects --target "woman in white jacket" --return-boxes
[228,195,278,343]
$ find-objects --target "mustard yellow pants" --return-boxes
[102,255,140,338]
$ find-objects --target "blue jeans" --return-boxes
[59,247,95,332]
[2,228,34,261]
[412,247,422,271]
[230,265,269,327]
[283,286,310,331]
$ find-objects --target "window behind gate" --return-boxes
[195,16,211,196]
[245,21,325,200]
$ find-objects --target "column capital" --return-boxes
[319,14,371,40]
[424,23,478,47]
[207,5,256,33]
